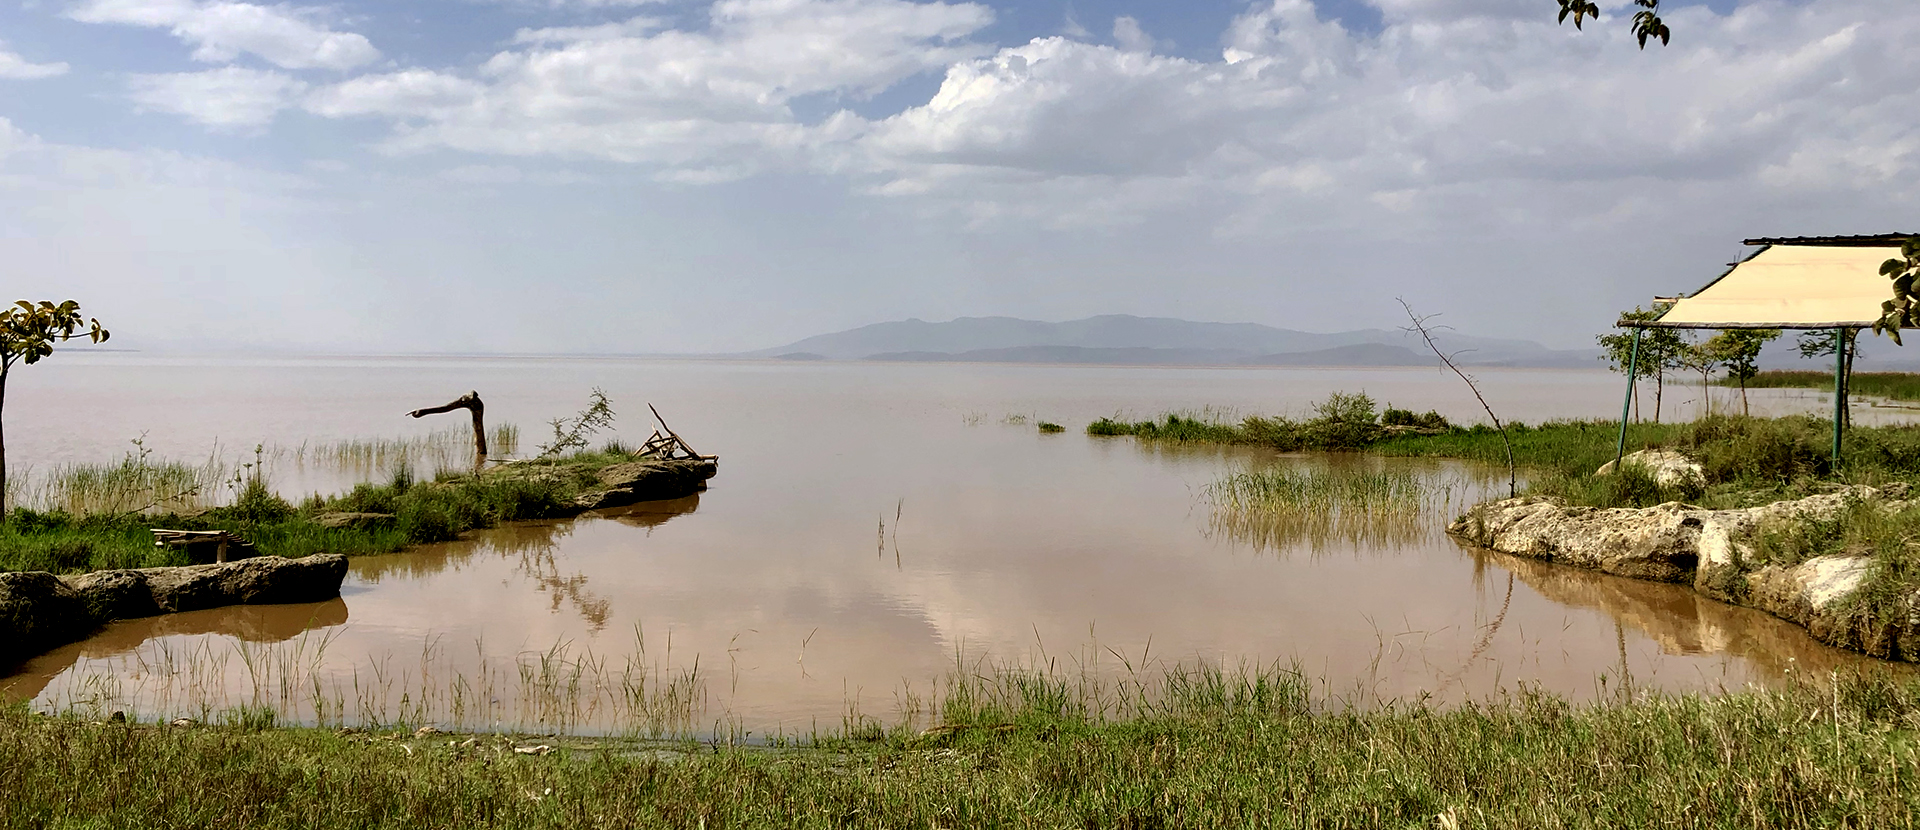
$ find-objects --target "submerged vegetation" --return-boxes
[8,663,1920,828]
[1206,466,1446,552]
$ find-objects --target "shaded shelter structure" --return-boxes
[1614,235,1915,469]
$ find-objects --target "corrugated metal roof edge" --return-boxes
[1741,234,1917,247]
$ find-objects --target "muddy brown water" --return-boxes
[3,354,1913,735]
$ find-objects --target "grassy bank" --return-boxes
[6,667,1920,828]
[1724,370,1920,402]
[1091,397,1920,509]
[0,448,645,574]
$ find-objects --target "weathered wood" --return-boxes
[406,391,487,457]
[151,529,251,564]
[640,404,716,461]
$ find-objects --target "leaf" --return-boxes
[1884,259,1907,276]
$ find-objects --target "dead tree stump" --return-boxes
[407,391,487,457]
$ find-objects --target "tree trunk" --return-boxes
[1653,367,1665,423]
[0,366,8,524]
[1740,375,1749,417]
[406,391,487,457]
[1835,330,1850,430]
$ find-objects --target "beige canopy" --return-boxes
[1638,237,1908,330]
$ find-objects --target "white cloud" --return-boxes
[0,43,69,79]
[302,0,992,175]
[828,0,1920,229]
[1110,16,1153,53]
[68,0,380,70]
[129,67,307,128]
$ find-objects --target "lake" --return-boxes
[2,353,1908,737]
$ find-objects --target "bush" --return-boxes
[1381,408,1452,430]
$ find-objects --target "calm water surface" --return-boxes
[3,354,1911,735]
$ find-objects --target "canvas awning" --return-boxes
[1636,240,1905,330]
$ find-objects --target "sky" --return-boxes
[3,0,1915,354]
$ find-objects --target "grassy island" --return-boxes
[0,446,708,575]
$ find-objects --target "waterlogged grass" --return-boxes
[1206,467,1443,552]
[7,667,1920,828]
[1727,370,1920,402]
[295,423,521,469]
[9,424,525,519]
[40,628,709,739]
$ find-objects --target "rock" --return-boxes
[62,570,160,621]
[1451,486,1920,660]
[574,459,717,511]
[140,554,350,614]
[0,571,101,669]
[1447,497,1706,583]
[1596,448,1705,490]
[314,512,394,529]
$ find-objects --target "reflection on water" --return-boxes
[8,357,1920,735]
[3,599,349,707]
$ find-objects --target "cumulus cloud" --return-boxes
[831,0,1920,228]
[300,0,992,175]
[1110,16,1154,53]
[0,44,69,79]
[69,0,380,70]
[130,67,307,128]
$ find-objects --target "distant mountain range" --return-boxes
[743,315,1604,368]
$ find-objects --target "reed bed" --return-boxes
[23,440,229,516]
[1204,466,1465,553]
[287,423,521,475]
[9,424,522,518]
[36,626,707,739]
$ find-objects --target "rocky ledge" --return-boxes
[0,554,348,669]
[1449,486,1920,661]
[571,459,718,511]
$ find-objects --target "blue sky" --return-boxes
[4,0,1911,353]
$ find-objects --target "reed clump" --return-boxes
[1205,466,1444,552]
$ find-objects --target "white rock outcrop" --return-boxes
[1594,448,1706,490]
[1450,487,1920,661]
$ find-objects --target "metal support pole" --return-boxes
[1833,327,1846,466]
[1615,327,1642,474]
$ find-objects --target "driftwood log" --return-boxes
[407,391,487,456]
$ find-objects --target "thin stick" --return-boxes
[1399,299,1516,498]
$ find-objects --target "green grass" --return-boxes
[6,667,1920,829]
[1727,370,1920,402]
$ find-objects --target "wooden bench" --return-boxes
[150,529,252,564]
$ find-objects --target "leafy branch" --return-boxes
[1556,0,1670,49]
[538,389,616,458]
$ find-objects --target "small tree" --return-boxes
[1,301,110,522]
[1798,328,1860,427]
[1597,308,1691,422]
[1702,329,1780,416]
